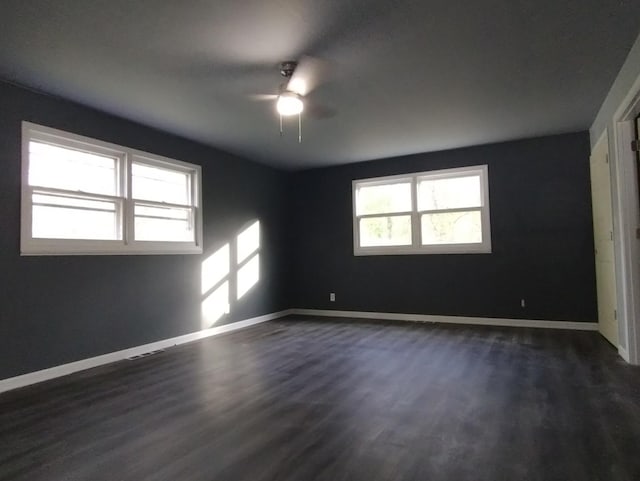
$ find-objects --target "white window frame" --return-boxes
[21,121,203,255]
[352,165,491,255]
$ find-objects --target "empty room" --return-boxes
[2,1,640,480]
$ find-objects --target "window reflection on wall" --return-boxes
[201,243,230,328]
[236,221,260,300]
[200,220,261,329]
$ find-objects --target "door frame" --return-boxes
[591,130,618,346]
[611,76,640,364]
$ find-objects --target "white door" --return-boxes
[590,133,618,346]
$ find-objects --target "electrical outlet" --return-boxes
[330,293,336,302]
[521,299,526,308]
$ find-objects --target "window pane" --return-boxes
[134,204,194,242]
[417,175,481,211]
[132,162,190,205]
[237,221,260,264]
[359,216,411,247]
[32,194,118,240]
[237,254,260,300]
[135,204,190,220]
[356,182,412,215]
[29,141,118,195]
[33,193,116,210]
[421,211,482,245]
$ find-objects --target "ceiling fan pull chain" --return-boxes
[298,113,302,143]
[280,114,283,137]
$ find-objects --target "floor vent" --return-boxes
[126,349,165,361]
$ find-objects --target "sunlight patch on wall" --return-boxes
[237,221,260,264]
[200,220,262,328]
[236,221,261,300]
[201,243,230,295]
[237,254,260,300]
[201,281,229,329]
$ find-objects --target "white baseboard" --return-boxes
[0,309,293,394]
[290,308,599,331]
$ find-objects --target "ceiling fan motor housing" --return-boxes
[280,61,297,78]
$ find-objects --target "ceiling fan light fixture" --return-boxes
[276,92,304,116]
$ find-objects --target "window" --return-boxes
[353,165,491,255]
[21,122,202,255]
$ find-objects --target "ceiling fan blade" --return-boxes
[247,93,278,101]
[287,56,329,97]
[305,100,337,120]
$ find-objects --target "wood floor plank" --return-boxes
[1,316,640,481]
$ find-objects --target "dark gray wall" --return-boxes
[288,132,597,322]
[0,79,599,381]
[0,81,289,380]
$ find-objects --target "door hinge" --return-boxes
[632,140,640,152]
[605,153,609,163]
[610,231,613,241]
[614,309,617,320]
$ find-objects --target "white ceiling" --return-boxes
[1,0,639,170]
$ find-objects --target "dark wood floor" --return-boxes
[1,317,640,481]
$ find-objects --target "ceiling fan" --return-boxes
[249,56,331,142]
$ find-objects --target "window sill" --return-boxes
[354,244,492,256]
[20,240,203,256]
